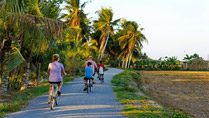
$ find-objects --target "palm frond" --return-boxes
[19,14,65,37]
[6,47,25,72]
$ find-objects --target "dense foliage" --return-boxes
[0,0,147,93]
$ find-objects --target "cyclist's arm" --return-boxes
[102,64,105,71]
[48,68,50,75]
[94,62,98,71]
[62,69,66,76]
[84,61,87,68]
[48,63,51,74]
[60,63,67,76]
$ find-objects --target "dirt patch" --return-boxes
[139,71,209,118]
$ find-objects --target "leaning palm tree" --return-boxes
[93,7,120,60]
[118,20,147,68]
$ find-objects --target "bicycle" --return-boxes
[98,74,104,84]
[86,78,92,94]
[49,82,60,110]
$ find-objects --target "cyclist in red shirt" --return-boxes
[97,61,105,79]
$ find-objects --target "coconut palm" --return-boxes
[62,0,91,42]
[63,27,98,75]
[106,37,121,67]
[118,20,147,68]
[40,0,63,19]
[93,7,120,60]
[0,0,65,92]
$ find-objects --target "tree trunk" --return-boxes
[100,29,110,60]
[125,57,128,69]
[128,54,132,68]
[122,59,125,68]
[37,63,41,86]
[1,72,9,93]
[1,51,10,93]
[118,59,121,67]
[21,62,30,90]
[125,54,129,69]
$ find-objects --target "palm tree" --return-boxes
[62,27,98,76]
[93,7,120,60]
[106,37,121,67]
[40,0,63,19]
[0,0,65,92]
[166,56,177,70]
[63,0,82,27]
[62,0,91,42]
[118,20,147,68]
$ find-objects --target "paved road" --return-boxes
[7,68,126,118]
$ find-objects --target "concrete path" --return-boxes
[7,68,126,118]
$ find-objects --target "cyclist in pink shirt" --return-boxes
[84,56,97,83]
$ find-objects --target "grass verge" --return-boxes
[111,70,190,118]
[0,76,74,118]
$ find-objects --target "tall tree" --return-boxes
[93,7,120,60]
[118,20,147,68]
[40,0,63,19]
[0,0,65,92]
[62,0,91,42]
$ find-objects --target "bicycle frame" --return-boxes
[99,74,104,84]
[49,83,59,110]
[86,78,92,94]
[50,84,58,97]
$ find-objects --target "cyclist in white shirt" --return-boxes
[98,61,105,79]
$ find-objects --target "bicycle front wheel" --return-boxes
[89,79,91,93]
[87,84,89,94]
[55,95,60,106]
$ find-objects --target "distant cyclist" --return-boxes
[48,54,66,103]
[83,62,94,91]
[98,61,105,79]
[84,56,97,84]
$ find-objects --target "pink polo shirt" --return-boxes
[84,59,97,74]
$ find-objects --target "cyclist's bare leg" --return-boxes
[90,79,93,85]
[83,79,87,85]
[92,74,96,84]
[48,84,52,102]
[58,81,63,91]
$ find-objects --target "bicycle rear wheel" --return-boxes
[50,96,54,110]
[100,74,103,84]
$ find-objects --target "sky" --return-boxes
[61,0,209,61]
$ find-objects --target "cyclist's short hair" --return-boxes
[100,60,102,63]
[53,54,59,61]
[87,62,92,66]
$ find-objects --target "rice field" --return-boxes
[139,71,209,118]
